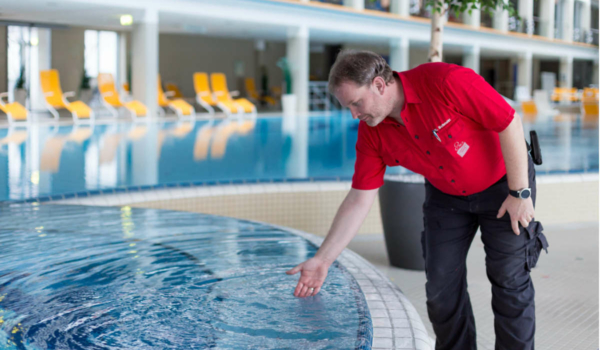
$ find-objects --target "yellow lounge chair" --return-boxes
[0,93,28,124]
[165,83,184,99]
[211,73,257,118]
[40,69,94,123]
[158,75,195,119]
[194,72,242,117]
[582,88,599,103]
[520,100,537,122]
[580,87,599,122]
[245,78,276,106]
[98,73,147,120]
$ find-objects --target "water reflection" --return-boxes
[0,111,597,201]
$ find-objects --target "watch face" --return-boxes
[521,189,531,199]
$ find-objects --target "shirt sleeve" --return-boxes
[351,122,386,190]
[442,67,515,132]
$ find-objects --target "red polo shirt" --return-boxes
[351,62,515,196]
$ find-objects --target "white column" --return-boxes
[561,0,574,42]
[132,7,159,118]
[344,0,364,11]
[463,45,480,74]
[517,51,533,99]
[389,37,409,72]
[118,33,127,87]
[559,56,573,88]
[493,0,509,32]
[390,0,410,16]
[463,8,481,28]
[579,0,592,43]
[519,0,535,35]
[539,0,556,38]
[287,26,309,114]
[30,28,51,113]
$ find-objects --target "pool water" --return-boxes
[0,111,597,201]
[0,204,372,349]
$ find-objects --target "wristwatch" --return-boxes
[509,188,532,199]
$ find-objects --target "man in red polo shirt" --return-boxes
[286,50,548,349]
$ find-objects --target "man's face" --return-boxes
[334,79,389,127]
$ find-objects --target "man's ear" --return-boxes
[372,77,386,95]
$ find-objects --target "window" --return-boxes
[84,30,118,82]
[7,26,31,102]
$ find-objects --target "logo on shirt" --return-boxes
[454,141,470,157]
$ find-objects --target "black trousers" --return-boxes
[422,155,549,350]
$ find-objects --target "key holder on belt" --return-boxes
[527,130,543,165]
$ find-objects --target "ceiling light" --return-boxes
[120,15,133,26]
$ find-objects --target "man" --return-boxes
[286,50,548,350]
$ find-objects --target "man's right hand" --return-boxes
[286,257,330,298]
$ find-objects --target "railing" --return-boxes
[480,11,494,28]
[309,81,341,111]
[591,28,599,46]
[364,0,391,12]
[314,0,344,5]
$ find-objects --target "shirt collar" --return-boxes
[381,71,421,125]
[396,71,422,108]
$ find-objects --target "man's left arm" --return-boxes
[497,112,535,235]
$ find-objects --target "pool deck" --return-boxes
[348,221,599,350]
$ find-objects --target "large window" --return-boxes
[84,30,118,82]
[7,26,31,102]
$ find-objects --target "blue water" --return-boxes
[0,111,597,201]
[0,204,372,349]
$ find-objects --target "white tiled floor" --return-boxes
[347,221,599,350]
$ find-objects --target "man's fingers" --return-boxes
[497,204,506,219]
[511,219,520,235]
[313,286,321,296]
[286,264,302,275]
[299,285,309,298]
[294,282,304,297]
[520,217,529,228]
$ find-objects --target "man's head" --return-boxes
[328,50,397,127]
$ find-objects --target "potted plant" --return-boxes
[14,67,27,106]
[276,57,296,120]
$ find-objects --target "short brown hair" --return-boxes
[328,49,394,93]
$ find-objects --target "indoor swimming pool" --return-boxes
[0,111,597,202]
[0,204,372,349]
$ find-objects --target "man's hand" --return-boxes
[286,257,331,298]
[497,195,535,235]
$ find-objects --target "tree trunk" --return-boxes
[428,7,446,62]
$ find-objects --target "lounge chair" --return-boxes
[211,73,257,118]
[98,73,147,120]
[245,77,276,106]
[0,93,28,125]
[40,69,94,123]
[194,72,240,117]
[158,75,195,119]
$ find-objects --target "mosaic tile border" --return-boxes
[24,173,595,208]
[262,221,436,350]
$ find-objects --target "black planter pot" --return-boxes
[378,175,426,271]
